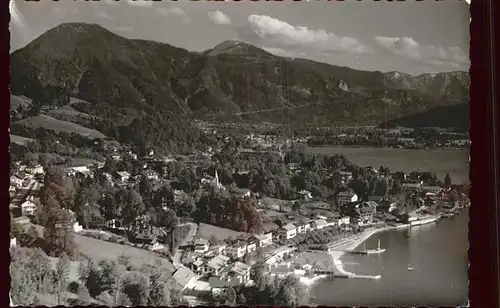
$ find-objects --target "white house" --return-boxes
[337,191,358,207]
[10,175,23,188]
[194,239,210,253]
[338,171,353,183]
[143,170,159,181]
[10,238,17,249]
[25,165,44,175]
[223,261,251,284]
[73,222,83,233]
[246,241,257,254]
[21,199,37,216]
[311,219,327,230]
[298,190,312,201]
[293,221,311,234]
[192,259,205,275]
[227,242,247,259]
[338,216,350,226]
[280,223,297,240]
[116,171,131,183]
[254,233,273,247]
[210,244,227,255]
[206,254,230,276]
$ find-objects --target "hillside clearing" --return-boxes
[14,115,106,139]
[196,223,250,242]
[25,223,175,275]
[10,134,35,146]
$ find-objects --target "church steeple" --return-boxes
[215,169,219,186]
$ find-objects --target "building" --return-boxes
[352,201,377,226]
[246,240,257,254]
[10,238,17,249]
[279,223,297,240]
[206,254,230,276]
[311,219,327,230]
[293,221,311,234]
[222,261,251,284]
[337,191,358,207]
[25,165,44,175]
[143,170,159,181]
[191,259,205,275]
[210,244,227,255]
[253,232,273,247]
[10,175,23,188]
[116,171,131,183]
[297,190,312,201]
[21,199,37,216]
[338,216,350,226]
[194,239,210,253]
[338,171,353,183]
[227,241,247,259]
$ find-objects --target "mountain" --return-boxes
[379,103,469,130]
[10,23,470,144]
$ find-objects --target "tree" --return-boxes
[390,179,403,195]
[121,271,150,306]
[75,184,103,229]
[121,189,145,229]
[292,201,301,212]
[43,208,76,257]
[55,253,71,304]
[78,260,103,298]
[224,286,237,305]
[444,173,452,187]
[237,293,247,305]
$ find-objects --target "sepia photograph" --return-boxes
[9,0,470,306]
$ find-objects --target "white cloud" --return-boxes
[127,0,153,7]
[375,36,469,69]
[241,14,369,56]
[98,11,113,21]
[208,10,232,26]
[158,7,190,23]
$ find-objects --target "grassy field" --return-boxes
[27,223,175,274]
[196,223,250,242]
[10,134,35,146]
[14,115,106,139]
[10,94,32,110]
[47,105,97,126]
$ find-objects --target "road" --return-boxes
[173,222,198,269]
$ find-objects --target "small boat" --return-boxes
[407,265,414,271]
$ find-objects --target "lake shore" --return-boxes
[327,227,393,277]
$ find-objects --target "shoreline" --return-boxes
[327,226,393,278]
[307,145,468,151]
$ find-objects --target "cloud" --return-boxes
[374,36,469,69]
[208,10,232,25]
[98,11,113,21]
[240,14,369,56]
[127,0,153,7]
[158,7,190,23]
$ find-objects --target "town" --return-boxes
[9,130,470,306]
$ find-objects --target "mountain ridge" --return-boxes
[11,23,469,128]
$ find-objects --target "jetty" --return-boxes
[308,268,381,280]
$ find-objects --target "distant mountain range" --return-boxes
[10,23,469,132]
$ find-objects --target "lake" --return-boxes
[310,209,469,306]
[307,146,469,184]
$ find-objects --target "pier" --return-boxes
[310,269,381,280]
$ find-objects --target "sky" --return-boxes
[9,0,470,75]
